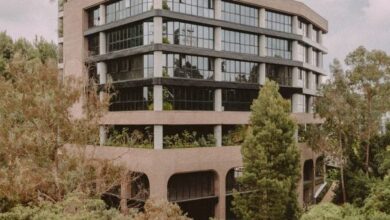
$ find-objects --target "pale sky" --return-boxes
[0,0,389,74]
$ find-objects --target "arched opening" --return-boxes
[102,172,150,210]
[168,171,218,220]
[303,160,314,204]
[226,167,243,220]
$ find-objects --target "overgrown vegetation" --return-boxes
[164,130,215,148]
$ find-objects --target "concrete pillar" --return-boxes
[99,126,106,146]
[215,89,222,112]
[120,171,132,215]
[308,96,314,113]
[307,47,313,66]
[292,40,299,61]
[215,170,227,219]
[292,94,303,113]
[318,52,323,68]
[214,125,222,147]
[308,23,313,40]
[98,62,107,84]
[214,0,222,20]
[99,33,106,55]
[148,173,168,199]
[99,4,106,25]
[154,51,163,77]
[308,71,315,90]
[292,15,299,34]
[215,27,222,51]
[154,125,163,150]
[259,35,267,57]
[318,30,323,44]
[259,8,266,28]
[259,63,266,85]
[153,17,163,44]
[292,67,300,88]
[153,0,162,9]
[153,85,163,111]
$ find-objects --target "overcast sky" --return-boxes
[0,0,389,73]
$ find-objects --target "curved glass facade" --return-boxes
[266,11,292,33]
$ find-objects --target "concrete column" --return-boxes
[154,125,163,150]
[292,67,300,88]
[153,85,163,111]
[98,62,107,84]
[120,171,132,215]
[308,23,313,40]
[148,173,168,199]
[99,126,106,146]
[318,30,323,44]
[318,52,323,68]
[292,15,299,34]
[153,0,162,9]
[292,40,299,61]
[215,27,222,51]
[214,125,222,147]
[99,33,106,55]
[215,89,222,112]
[307,47,313,66]
[259,35,267,57]
[259,63,266,85]
[292,94,302,113]
[99,4,106,25]
[214,0,222,20]
[308,96,314,113]
[153,17,163,44]
[308,71,315,90]
[259,8,266,28]
[154,51,163,77]
[215,170,227,219]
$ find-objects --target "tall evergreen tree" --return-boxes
[233,81,301,220]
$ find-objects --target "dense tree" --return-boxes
[345,46,390,175]
[307,59,361,203]
[233,81,301,220]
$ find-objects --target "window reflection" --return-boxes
[107,21,153,52]
[106,0,153,24]
[163,53,214,80]
[266,11,292,33]
[109,86,153,111]
[166,0,215,18]
[163,21,214,49]
[107,54,154,82]
[222,30,258,55]
[266,64,292,86]
[222,60,258,83]
[221,1,258,27]
[222,89,258,111]
[266,37,292,59]
[164,86,215,111]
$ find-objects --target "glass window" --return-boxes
[164,86,215,111]
[222,29,258,55]
[266,11,292,33]
[163,21,214,49]
[221,1,258,27]
[107,54,154,82]
[165,0,215,18]
[106,0,153,23]
[222,60,258,83]
[88,34,99,56]
[222,89,258,111]
[266,37,292,59]
[266,64,292,86]
[163,53,214,80]
[109,86,153,111]
[106,21,153,52]
[88,7,100,28]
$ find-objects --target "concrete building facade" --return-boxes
[59,0,328,219]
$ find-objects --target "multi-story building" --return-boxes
[58,0,328,219]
